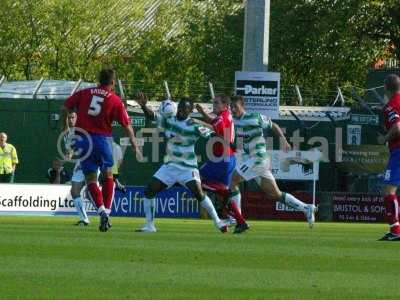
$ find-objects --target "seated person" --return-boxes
[46,158,70,184]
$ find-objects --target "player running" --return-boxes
[63,111,90,226]
[379,74,400,241]
[62,68,142,232]
[135,93,228,233]
[228,96,317,232]
[196,95,246,231]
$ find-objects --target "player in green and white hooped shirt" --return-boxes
[228,96,317,232]
[135,92,228,233]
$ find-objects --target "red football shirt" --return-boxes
[212,109,235,157]
[383,93,400,151]
[64,85,130,136]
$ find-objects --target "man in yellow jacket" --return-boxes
[0,132,18,183]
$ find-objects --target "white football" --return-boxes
[159,99,177,118]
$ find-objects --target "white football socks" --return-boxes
[200,195,221,225]
[97,205,106,215]
[281,192,308,212]
[73,196,89,223]
[144,197,156,224]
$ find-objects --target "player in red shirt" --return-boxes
[62,69,142,232]
[379,74,400,241]
[196,95,248,233]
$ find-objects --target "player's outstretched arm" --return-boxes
[123,124,143,161]
[192,118,214,130]
[272,122,291,152]
[382,123,400,144]
[195,104,213,124]
[136,92,155,121]
[60,105,72,131]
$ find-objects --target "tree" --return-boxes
[0,0,395,106]
[0,0,48,79]
[176,0,244,97]
[112,0,244,100]
[0,0,143,80]
[356,0,400,60]
[269,0,387,105]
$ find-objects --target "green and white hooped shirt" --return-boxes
[156,114,212,170]
[233,112,272,165]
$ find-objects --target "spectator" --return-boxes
[47,158,70,184]
[0,132,18,183]
[112,141,123,179]
[112,140,126,193]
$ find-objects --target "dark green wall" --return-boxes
[0,99,62,183]
[0,99,152,184]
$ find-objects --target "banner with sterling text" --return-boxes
[235,71,280,119]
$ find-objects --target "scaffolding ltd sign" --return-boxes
[0,184,199,218]
[235,71,280,119]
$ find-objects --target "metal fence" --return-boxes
[0,77,386,108]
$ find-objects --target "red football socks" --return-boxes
[384,195,400,234]
[228,201,246,225]
[87,182,104,209]
[102,177,115,211]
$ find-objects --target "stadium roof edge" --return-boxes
[0,80,96,100]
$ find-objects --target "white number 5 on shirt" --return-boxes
[88,95,104,116]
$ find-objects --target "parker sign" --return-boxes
[235,71,280,119]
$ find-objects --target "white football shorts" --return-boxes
[236,157,274,181]
[154,163,201,188]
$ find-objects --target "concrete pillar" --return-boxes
[242,0,270,72]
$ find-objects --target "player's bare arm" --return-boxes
[378,123,400,144]
[123,123,143,161]
[60,105,73,131]
[136,92,156,120]
[195,103,213,124]
[192,117,214,129]
[271,122,291,151]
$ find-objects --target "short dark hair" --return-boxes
[231,95,244,105]
[215,94,231,106]
[384,74,400,94]
[98,68,116,86]
[179,96,194,110]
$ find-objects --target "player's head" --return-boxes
[0,132,7,145]
[177,97,194,120]
[230,96,245,117]
[52,158,62,169]
[98,68,116,89]
[384,74,400,99]
[67,112,77,127]
[213,94,230,115]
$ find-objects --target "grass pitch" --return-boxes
[0,216,398,300]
